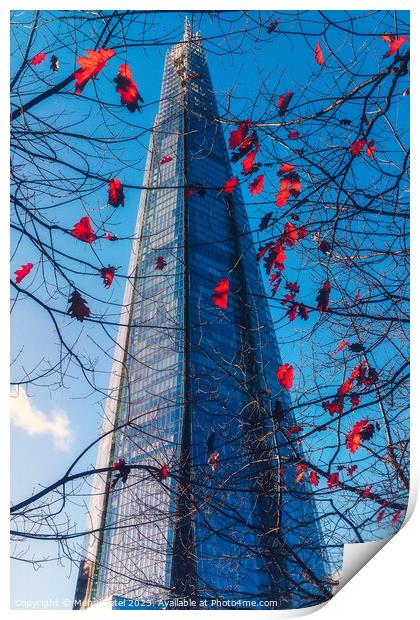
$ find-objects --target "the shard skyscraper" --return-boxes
[74,18,330,610]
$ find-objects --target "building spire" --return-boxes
[184,16,192,42]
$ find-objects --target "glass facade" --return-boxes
[75,20,330,610]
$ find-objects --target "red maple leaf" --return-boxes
[155,256,167,270]
[366,141,376,158]
[298,303,309,320]
[381,34,408,58]
[249,174,264,196]
[314,41,324,66]
[187,71,201,80]
[114,63,143,112]
[113,458,126,471]
[327,472,339,489]
[347,465,358,475]
[323,398,344,416]
[73,48,116,95]
[276,178,292,208]
[160,155,173,165]
[286,425,303,436]
[287,131,299,139]
[350,139,367,156]
[392,510,402,526]
[105,232,118,241]
[67,290,90,321]
[99,266,116,288]
[208,451,220,471]
[276,363,294,390]
[282,222,307,247]
[228,121,251,150]
[159,464,169,480]
[212,278,229,309]
[242,145,260,174]
[71,216,96,243]
[309,471,319,486]
[31,52,46,66]
[223,178,239,193]
[345,419,375,454]
[295,463,308,483]
[316,280,331,312]
[337,340,349,353]
[107,178,124,207]
[277,91,294,116]
[362,486,372,497]
[279,163,295,174]
[15,262,33,284]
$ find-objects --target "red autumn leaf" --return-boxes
[366,141,377,158]
[282,222,308,247]
[327,472,339,488]
[14,262,33,284]
[298,303,309,320]
[345,419,375,454]
[277,91,294,116]
[309,471,319,486]
[337,340,349,353]
[381,34,408,58]
[67,290,90,322]
[377,509,385,524]
[279,163,295,174]
[350,139,366,156]
[73,48,116,95]
[242,145,260,174]
[108,178,124,207]
[159,464,169,480]
[347,465,358,475]
[160,155,173,165]
[99,266,116,288]
[208,451,220,471]
[105,232,118,241]
[295,463,308,483]
[276,178,292,208]
[323,398,344,416]
[286,425,303,436]
[316,280,331,312]
[228,121,251,150]
[187,71,201,80]
[288,131,299,139]
[155,256,167,271]
[276,363,294,390]
[231,132,259,163]
[249,174,264,196]
[314,41,324,66]
[31,52,46,66]
[286,281,300,294]
[392,510,402,525]
[350,394,361,409]
[114,63,143,112]
[71,216,96,243]
[362,486,372,497]
[113,458,126,470]
[223,178,239,193]
[287,302,298,322]
[212,278,229,309]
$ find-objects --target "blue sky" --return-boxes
[10,9,409,608]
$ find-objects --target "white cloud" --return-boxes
[10,387,73,452]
